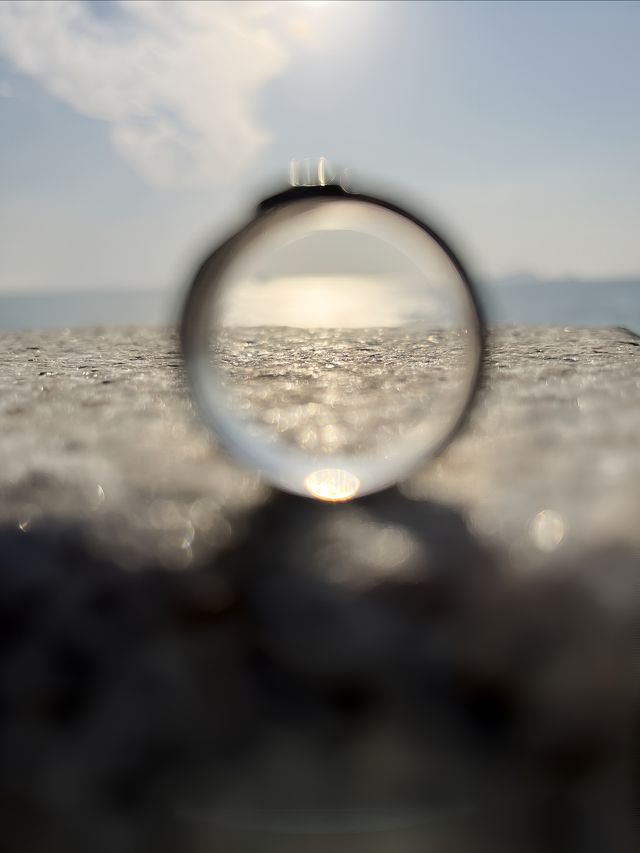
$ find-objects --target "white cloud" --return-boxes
[0,80,13,98]
[0,0,289,187]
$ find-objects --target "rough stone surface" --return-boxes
[0,325,637,568]
[0,325,637,853]
[213,325,471,456]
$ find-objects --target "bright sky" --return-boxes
[0,0,639,294]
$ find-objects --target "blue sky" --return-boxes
[0,0,639,294]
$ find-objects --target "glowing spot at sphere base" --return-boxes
[304,469,360,502]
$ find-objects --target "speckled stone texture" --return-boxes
[213,326,471,455]
[0,325,637,853]
[0,325,637,567]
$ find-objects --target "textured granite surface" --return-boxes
[0,325,637,853]
[0,325,637,568]
[213,325,471,456]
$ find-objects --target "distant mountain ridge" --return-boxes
[0,277,638,333]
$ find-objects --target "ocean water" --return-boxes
[0,279,638,333]
[478,278,640,333]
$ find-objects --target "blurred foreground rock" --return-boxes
[0,325,637,853]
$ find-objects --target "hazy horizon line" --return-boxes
[0,272,639,298]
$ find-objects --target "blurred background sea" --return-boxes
[1,276,638,332]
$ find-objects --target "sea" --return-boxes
[0,278,638,334]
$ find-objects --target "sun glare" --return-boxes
[304,469,360,502]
